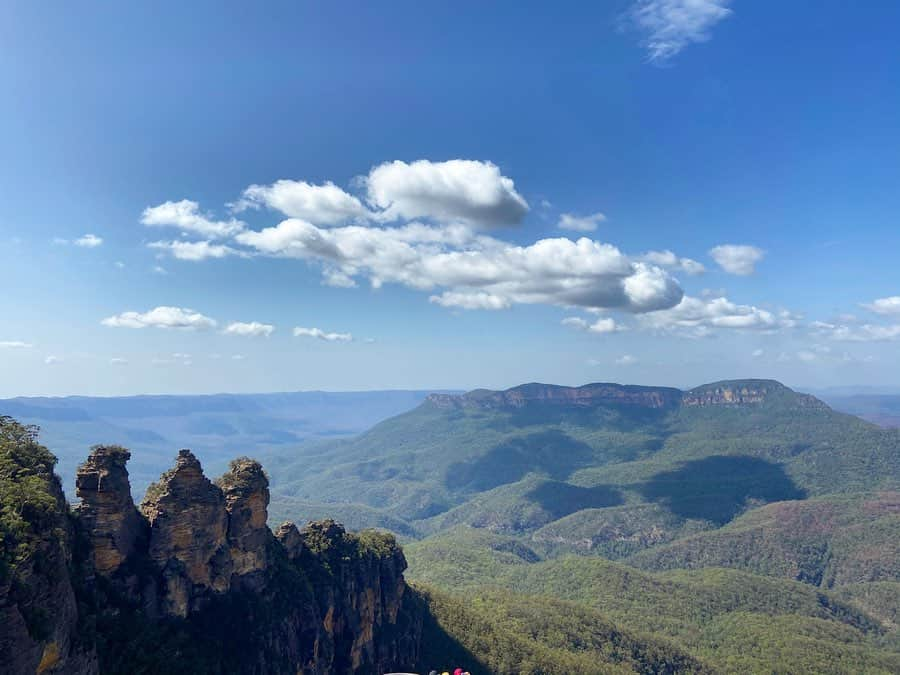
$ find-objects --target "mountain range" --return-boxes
[2,379,899,673]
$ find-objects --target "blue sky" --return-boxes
[2,1,900,397]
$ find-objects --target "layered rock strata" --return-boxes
[9,444,424,674]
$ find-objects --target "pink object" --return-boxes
[454,670,463,675]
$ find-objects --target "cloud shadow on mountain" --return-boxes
[640,455,806,525]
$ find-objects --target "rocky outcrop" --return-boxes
[428,382,683,410]
[74,446,145,576]
[218,457,270,581]
[297,520,417,672]
[140,449,231,617]
[682,380,829,409]
[48,444,422,673]
[275,521,306,560]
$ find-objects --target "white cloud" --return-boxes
[562,316,624,334]
[101,306,216,330]
[797,350,817,363]
[863,296,900,316]
[114,261,126,269]
[751,348,764,358]
[0,341,32,349]
[110,357,128,366]
[236,221,684,314]
[557,212,606,232]
[293,327,353,342]
[141,200,245,238]
[52,234,103,247]
[812,320,900,342]
[235,180,369,225]
[223,321,275,337]
[632,0,733,64]
[709,244,765,276]
[365,159,529,227]
[231,354,246,360]
[562,317,590,330]
[589,318,624,334]
[615,354,638,366]
[429,291,511,310]
[153,265,168,275]
[44,355,61,365]
[322,268,358,288]
[641,295,789,337]
[148,240,238,261]
[641,250,705,275]
[75,233,103,248]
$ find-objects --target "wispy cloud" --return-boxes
[293,326,353,342]
[862,296,900,316]
[233,179,370,225]
[557,212,606,233]
[223,321,275,337]
[562,316,625,334]
[641,250,705,275]
[74,233,103,248]
[148,240,238,261]
[0,341,32,349]
[52,233,104,248]
[709,244,765,276]
[812,320,900,342]
[640,295,794,337]
[141,199,244,238]
[631,0,733,64]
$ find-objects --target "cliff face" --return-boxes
[682,380,829,409]
[1,433,422,675]
[219,457,270,581]
[0,419,97,675]
[428,379,829,412]
[74,446,145,577]
[428,382,684,410]
[139,449,232,617]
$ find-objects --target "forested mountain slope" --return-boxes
[268,380,900,551]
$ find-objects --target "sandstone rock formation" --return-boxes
[682,380,828,408]
[2,431,423,674]
[140,449,231,617]
[75,445,145,576]
[275,520,306,560]
[218,457,270,581]
[70,445,421,673]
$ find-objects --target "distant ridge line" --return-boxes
[426,379,830,411]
